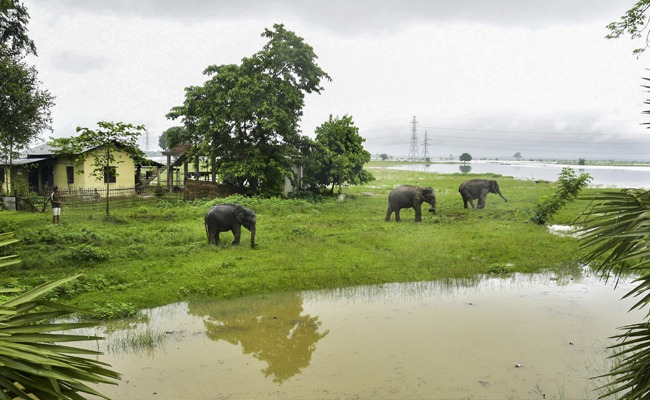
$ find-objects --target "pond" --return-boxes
[391,160,650,188]
[85,269,641,400]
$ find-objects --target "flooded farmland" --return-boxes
[83,269,642,400]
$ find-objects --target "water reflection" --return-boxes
[187,293,328,383]
[459,164,472,174]
[83,270,643,400]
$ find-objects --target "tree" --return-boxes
[51,121,146,216]
[0,1,54,193]
[380,153,389,161]
[302,114,374,194]
[606,0,650,56]
[513,152,522,160]
[167,24,331,196]
[576,190,650,399]
[572,73,650,398]
[0,0,36,57]
[459,153,472,163]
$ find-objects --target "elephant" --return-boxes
[458,179,508,209]
[205,204,256,248]
[385,185,436,222]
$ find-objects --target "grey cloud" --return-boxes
[32,0,628,37]
[50,51,108,74]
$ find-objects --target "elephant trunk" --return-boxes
[428,199,436,213]
[498,191,508,202]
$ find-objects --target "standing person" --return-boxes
[51,185,62,224]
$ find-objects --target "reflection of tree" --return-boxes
[459,165,472,174]
[187,293,328,383]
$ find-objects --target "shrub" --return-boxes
[62,244,110,264]
[530,167,592,225]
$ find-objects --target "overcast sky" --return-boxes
[22,0,650,160]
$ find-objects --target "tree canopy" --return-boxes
[167,24,331,196]
[0,0,53,193]
[459,153,473,162]
[606,0,650,55]
[302,114,374,194]
[0,0,35,57]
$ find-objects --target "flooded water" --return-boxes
[392,161,650,188]
[84,270,642,400]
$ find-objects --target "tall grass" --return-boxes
[1,162,593,315]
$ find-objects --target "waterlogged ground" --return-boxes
[84,270,642,400]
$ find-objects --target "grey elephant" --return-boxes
[205,204,256,248]
[458,179,507,209]
[385,185,436,222]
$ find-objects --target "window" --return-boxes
[66,166,74,184]
[103,166,116,184]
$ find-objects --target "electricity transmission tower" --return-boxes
[422,130,431,161]
[408,116,419,162]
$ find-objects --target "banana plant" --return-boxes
[0,232,119,400]
[577,189,650,399]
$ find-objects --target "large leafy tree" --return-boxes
[168,24,331,196]
[0,1,54,193]
[302,114,374,194]
[51,121,146,216]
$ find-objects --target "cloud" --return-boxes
[50,51,108,74]
[34,0,629,36]
[24,0,650,161]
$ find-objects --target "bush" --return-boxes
[530,167,592,225]
[62,244,110,264]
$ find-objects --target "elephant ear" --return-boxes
[414,187,422,201]
[234,206,245,224]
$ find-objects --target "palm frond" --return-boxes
[576,190,650,399]
[0,233,119,399]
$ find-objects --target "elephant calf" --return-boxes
[458,179,507,209]
[385,185,436,222]
[205,204,256,248]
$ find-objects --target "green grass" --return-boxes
[0,162,598,315]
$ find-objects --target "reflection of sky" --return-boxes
[392,161,650,188]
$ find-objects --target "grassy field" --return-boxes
[1,162,598,318]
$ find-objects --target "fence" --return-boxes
[6,180,238,212]
[7,185,183,212]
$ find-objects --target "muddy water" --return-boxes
[85,271,642,400]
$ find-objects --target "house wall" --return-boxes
[52,148,136,192]
[79,148,136,190]
[53,156,75,189]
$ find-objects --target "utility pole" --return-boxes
[422,130,430,161]
[408,116,419,162]
[144,130,150,152]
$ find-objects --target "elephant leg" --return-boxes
[414,205,422,222]
[385,205,394,221]
[394,209,401,222]
[478,197,485,209]
[231,226,242,245]
[214,232,221,246]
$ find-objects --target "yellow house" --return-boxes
[3,142,140,195]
